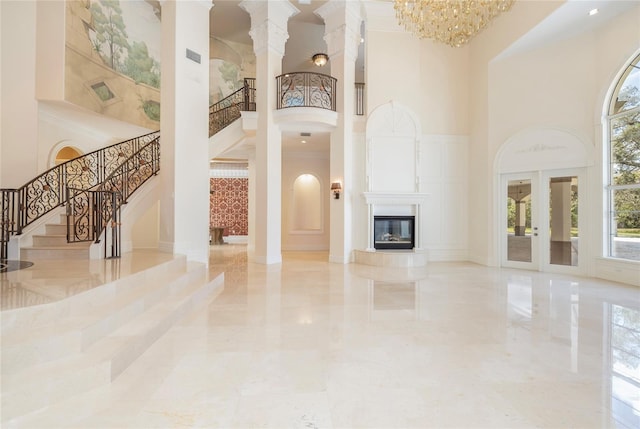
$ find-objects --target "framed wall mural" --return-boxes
[65,0,161,129]
[210,59,242,105]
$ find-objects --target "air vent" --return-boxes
[300,132,311,137]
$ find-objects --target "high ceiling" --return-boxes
[210,0,334,74]
[209,0,352,158]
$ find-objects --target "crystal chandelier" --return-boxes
[394,0,515,47]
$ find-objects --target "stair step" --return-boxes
[21,246,91,260]
[44,223,67,235]
[1,264,224,424]
[1,256,187,334]
[1,264,188,374]
[32,234,91,247]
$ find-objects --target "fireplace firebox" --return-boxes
[373,216,415,250]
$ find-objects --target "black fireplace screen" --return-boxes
[374,216,414,250]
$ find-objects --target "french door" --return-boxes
[501,168,586,274]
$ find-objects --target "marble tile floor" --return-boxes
[4,244,640,428]
[1,250,178,311]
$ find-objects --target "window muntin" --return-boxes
[606,54,640,261]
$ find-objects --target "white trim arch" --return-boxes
[365,100,422,193]
[496,127,593,174]
[492,126,594,271]
[47,140,87,168]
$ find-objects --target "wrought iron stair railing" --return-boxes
[209,78,256,137]
[67,137,160,258]
[0,131,160,260]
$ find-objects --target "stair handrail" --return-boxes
[0,130,160,260]
[209,78,256,137]
[67,135,160,258]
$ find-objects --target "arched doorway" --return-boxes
[496,128,592,274]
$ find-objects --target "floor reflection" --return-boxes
[607,304,640,429]
[5,245,640,428]
[505,271,640,427]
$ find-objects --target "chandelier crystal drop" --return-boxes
[394,0,516,48]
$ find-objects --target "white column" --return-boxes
[240,0,299,265]
[550,179,572,242]
[247,149,256,257]
[316,0,363,264]
[158,0,212,263]
[0,1,38,187]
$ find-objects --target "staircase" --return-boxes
[1,131,160,261]
[20,212,91,260]
[1,254,224,425]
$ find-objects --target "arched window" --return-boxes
[54,146,82,165]
[606,53,640,261]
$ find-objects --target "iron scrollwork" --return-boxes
[209,78,256,137]
[1,130,160,259]
[276,72,337,111]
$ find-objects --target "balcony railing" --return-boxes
[209,78,256,136]
[276,72,337,111]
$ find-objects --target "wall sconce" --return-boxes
[331,182,342,199]
[312,53,328,67]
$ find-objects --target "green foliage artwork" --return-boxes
[90,0,129,71]
[210,59,243,105]
[89,0,160,89]
[123,41,160,88]
[142,100,160,122]
[219,62,241,91]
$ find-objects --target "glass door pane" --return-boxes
[507,179,532,262]
[548,176,578,266]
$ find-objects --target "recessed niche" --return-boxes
[292,174,321,231]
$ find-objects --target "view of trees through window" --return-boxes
[608,54,640,261]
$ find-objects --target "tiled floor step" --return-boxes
[1,264,224,423]
[1,257,189,374]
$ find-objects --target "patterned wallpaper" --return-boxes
[210,178,248,236]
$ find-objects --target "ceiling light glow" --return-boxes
[589,8,598,16]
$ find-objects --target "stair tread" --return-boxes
[3,270,220,388]
[22,245,91,249]
[2,261,192,344]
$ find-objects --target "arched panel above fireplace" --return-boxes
[365,101,422,194]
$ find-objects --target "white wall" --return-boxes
[0,1,39,187]
[467,0,563,267]
[132,200,160,249]
[472,1,640,285]
[38,102,150,171]
[420,135,468,260]
[358,2,470,260]
[364,1,469,135]
[35,0,64,101]
[281,152,330,251]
